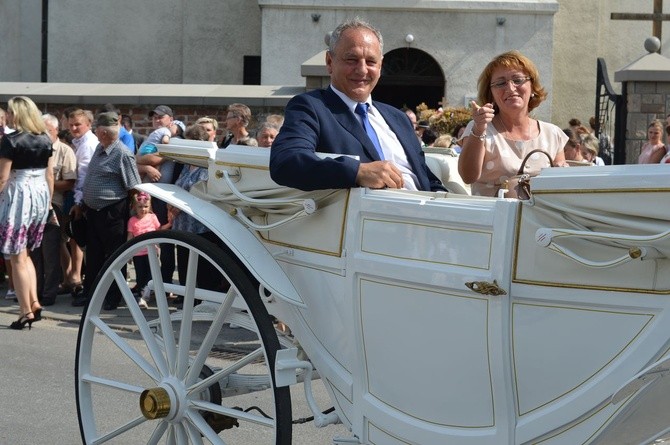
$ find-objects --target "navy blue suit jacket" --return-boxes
[270,88,445,192]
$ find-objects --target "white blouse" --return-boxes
[463,119,567,197]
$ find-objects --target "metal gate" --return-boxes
[595,57,627,164]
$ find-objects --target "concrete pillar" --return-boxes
[615,39,670,163]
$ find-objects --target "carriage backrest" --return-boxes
[423,149,470,195]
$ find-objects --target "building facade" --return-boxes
[0,0,662,126]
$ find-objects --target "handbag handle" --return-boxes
[516,149,554,175]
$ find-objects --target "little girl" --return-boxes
[127,192,171,308]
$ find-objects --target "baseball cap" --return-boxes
[173,120,185,133]
[96,112,119,127]
[149,105,174,118]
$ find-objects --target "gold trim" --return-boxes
[328,382,352,425]
[366,420,413,445]
[359,277,496,428]
[512,190,670,293]
[511,302,654,417]
[213,160,269,171]
[465,280,507,296]
[513,277,670,295]
[159,152,210,160]
[257,189,350,257]
[532,393,633,444]
[360,217,493,270]
[532,187,670,195]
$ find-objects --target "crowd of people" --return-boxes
[561,117,611,166]
[561,115,670,166]
[1,18,669,329]
[0,98,283,326]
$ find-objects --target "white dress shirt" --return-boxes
[330,86,419,190]
[72,130,99,204]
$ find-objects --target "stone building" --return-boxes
[0,0,663,126]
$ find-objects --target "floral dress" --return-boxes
[0,131,52,255]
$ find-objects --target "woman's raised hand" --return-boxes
[470,101,495,127]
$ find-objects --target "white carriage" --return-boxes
[75,140,670,444]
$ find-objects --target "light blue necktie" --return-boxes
[354,103,385,160]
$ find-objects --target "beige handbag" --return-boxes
[502,149,553,200]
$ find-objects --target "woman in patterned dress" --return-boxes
[0,96,54,329]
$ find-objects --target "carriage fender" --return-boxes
[135,183,306,308]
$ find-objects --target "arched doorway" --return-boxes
[374,48,445,111]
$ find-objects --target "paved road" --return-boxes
[0,287,349,444]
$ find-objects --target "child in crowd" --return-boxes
[127,191,171,309]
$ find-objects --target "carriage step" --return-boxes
[276,348,340,427]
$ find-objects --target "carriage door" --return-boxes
[347,190,519,445]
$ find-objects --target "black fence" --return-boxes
[595,57,627,164]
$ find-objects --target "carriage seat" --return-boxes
[423,148,470,195]
[156,141,468,255]
[158,142,350,255]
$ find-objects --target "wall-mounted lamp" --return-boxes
[405,34,415,44]
[496,17,506,26]
[311,13,321,23]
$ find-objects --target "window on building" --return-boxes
[243,56,261,85]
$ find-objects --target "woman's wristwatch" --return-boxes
[471,128,486,141]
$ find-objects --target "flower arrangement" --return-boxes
[415,103,471,135]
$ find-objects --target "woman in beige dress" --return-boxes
[458,51,567,197]
[637,120,666,164]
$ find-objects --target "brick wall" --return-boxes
[38,103,285,140]
[624,81,670,164]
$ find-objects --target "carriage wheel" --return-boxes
[75,231,292,444]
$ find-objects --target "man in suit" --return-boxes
[270,19,444,192]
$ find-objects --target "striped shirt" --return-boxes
[82,139,140,210]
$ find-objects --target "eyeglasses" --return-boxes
[490,76,531,89]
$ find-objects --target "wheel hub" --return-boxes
[140,387,171,419]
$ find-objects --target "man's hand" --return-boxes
[355,161,404,189]
[138,164,161,182]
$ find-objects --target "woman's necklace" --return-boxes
[497,116,532,150]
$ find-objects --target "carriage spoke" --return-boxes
[109,268,170,376]
[146,244,179,373]
[90,415,147,445]
[147,421,169,445]
[187,348,264,397]
[89,316,162,381]
[80,373,145,394]
[173,423,189,444]
[176,250,200,379]
[185,289,236,386]
[185,409,227,444]
[166,425,176,445]
[184,420,207,445]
